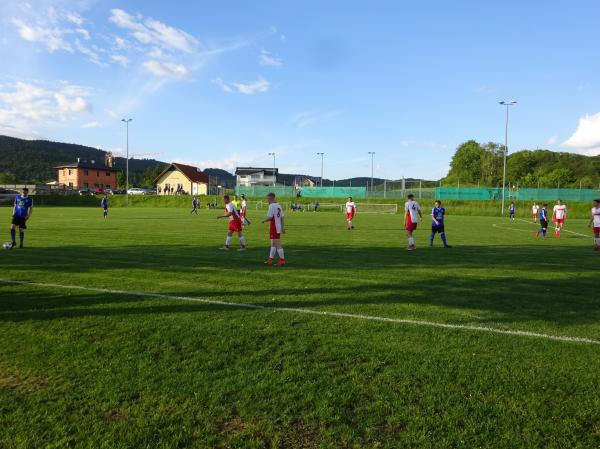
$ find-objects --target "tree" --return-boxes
[0,171,18,184]
[116,172,125,188]
[446,140,485,183]
[141,164,164,188]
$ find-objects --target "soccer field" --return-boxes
[1,207,599,449]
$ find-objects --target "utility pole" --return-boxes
[268,152,276,187]
[499,100,517,215]
[317,152,324,187]
[368,151,375,191]
[121,118,132,204]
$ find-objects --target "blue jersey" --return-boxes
[101,197,108,208]
[14,195,33,218]
[432,207,445,225]
[539,207,548,221]
[192,199,198,207]
[509,204,515,213]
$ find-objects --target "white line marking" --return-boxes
[516,218,590,238]
[1,278,599,345]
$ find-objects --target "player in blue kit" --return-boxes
[429,200,450,248]
[509,202,516,220]
[9,187,33,249]
[101,194,109,219]
[535,203,549,239]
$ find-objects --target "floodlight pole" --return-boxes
[499,101,516,215]
[121,118,132,205]
[268,152,276,186]
[368,151,375,192]
[317,152,324,187]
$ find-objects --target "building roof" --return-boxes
[155,162,210,184]
[235,167,278,176]
[55,161,118,171]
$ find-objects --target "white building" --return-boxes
[235,167,278,187]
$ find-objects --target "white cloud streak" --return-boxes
[142,60,189,78]
[259,48,282,67]
[213,77,270,95]
[291,110,343,128]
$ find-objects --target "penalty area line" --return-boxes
[1,278,599,346]
[516,218,590,238]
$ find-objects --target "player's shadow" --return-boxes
[2,244,599,326]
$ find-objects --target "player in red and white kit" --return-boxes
[345,197,356,230]
[404,193,422,250]
[240,194,251,227]
[552,199,567,238]
[262,192,286,265]
[589,199,600,251]
[217,195,246,251]
[532,202,540,223]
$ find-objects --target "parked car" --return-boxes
[104,188,114,195]
[127,188,147,195]
[78,188,94,196]
[112,189,126,194]
[143,188,156,195]
[93,188,104,195]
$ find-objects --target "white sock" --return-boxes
[269,247,276,258]
[225,236,232,247]
[595,238,600,247]
[239,236,246,247]
[408,237,415,246]
[277,248,285,259]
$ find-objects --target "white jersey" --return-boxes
[225,202,240,222]
[592,207,600,227]
[553,204,567,220]
[405,200,421,223]
[532,205,539,214]
[267,202,284,233]
[241,199,247,211]
[345,201,356,214]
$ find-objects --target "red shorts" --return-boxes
[594,227,600,235]
[269,221,281,240]
[554,218,565,224]
[346,212,355,220]
[228,218,242,233]
[240,210,246,218]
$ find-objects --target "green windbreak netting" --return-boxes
[435,187,504,200]
[235,186,367,198]
[298,187,367,198]
[435,187,600,201]
[515,188,600,201]
[235,186,295,197]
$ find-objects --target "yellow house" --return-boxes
[155,162,209,195]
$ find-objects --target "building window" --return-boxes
[83,169,89,176]
[68,169,72,175]
[94,183,99,188]
[106,171,111,176]
[68,182,73,188]
[106,185,111,189]
[97,171,100,177]
[83,182,89,188]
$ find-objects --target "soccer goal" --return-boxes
[356,203,398,214]
[291,202,398,214]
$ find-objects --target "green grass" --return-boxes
[1,207,599,449]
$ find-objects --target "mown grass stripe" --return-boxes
[2,278,598,346]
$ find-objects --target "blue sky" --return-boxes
[1,0,600,180]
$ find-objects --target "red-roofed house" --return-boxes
[154,162,210,195]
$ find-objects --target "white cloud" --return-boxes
[213,77,270,95]
[142,60,189,78]
[0,81,93,137]
[76,28,90,40]
[109,9,198,53]
[82,121,101,128]
[547,135,559,145]
[11,18,72,52]
[291,110,343,128]
[259,49,282,67]
[562,112,600,155]
[66,12,84,26]
[111,54,129,67]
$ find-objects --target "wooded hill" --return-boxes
[443,140,600,188]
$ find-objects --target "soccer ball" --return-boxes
[2,242,13,249]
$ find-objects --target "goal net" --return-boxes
[288,202,398,214]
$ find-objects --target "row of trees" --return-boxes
[444,140,600,188]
